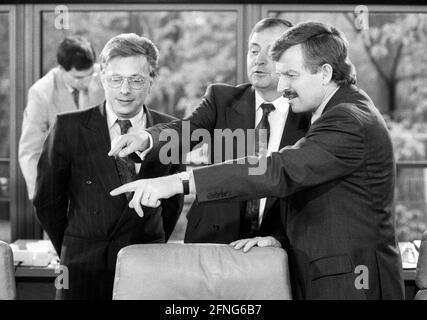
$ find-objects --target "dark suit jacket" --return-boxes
[33,103,184,300]
[193,85,405,300]
[146,83,309,244]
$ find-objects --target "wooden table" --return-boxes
[12,239,58,300]
[15,265,57,300]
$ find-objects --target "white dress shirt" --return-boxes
[254,91,290,225]
[64,82,90,110]
[106,103,147,174]
[310,87,340,125]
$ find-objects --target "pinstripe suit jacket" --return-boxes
[33,103,184,300]
[19,66,105,200]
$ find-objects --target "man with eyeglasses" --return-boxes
[33,33,184,300]
[19,35,105,201]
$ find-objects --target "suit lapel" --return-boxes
[137,105,160,179]
[319,85,356,116]
[227,85,255,132]
[225,85,256,159]
[279,108,307,149]
[83,102,123,195]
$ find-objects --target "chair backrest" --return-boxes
[113,243,292,300]
[416,231,427,291]
[0,241,16,300]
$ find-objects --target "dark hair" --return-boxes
[248,17,293,42]
[56,35,96,71]
[99,33,159,78]
[270,21,356,86]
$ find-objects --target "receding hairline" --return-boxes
[248,24,289,45]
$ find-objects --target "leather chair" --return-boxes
[415,231,427,300]
[0,240,16,300]
[113,243,292,300]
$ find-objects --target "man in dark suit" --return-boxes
[111,22,405,300]
[33,33,183,300]
[109,18,309,246]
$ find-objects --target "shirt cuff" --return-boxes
[189,169,197,195]
[135,131,153,160]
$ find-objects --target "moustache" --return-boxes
[282,89,298,100]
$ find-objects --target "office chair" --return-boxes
[0,240,16,300]
[415,231,427,300]
[113,243,292,300]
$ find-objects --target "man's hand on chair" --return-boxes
[230,236,282,253]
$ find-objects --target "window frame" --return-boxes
[6,2,427,241]
[0,5,17,242]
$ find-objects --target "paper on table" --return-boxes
[399,242,419,269]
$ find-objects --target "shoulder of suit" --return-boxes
[204,83,253,105]
[207,82,252,94]
[28,67,60,99]
[322,102,377,130]
[146,107,178,123]
[56,104,99,123]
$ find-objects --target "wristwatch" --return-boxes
[178,171,190,195]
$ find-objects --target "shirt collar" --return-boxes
[311,86,340,125]
[105,102,146,131]
[61,70,75,94]
[255,91,289,114]
[60,67,88,93]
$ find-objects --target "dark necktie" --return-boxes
[72,88,80,108]
[115,119,137,200]
[244,103,275,235]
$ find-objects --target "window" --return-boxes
[265,5,427,241]
[3,3,426,242]
[0,10,10,242]
[37,5,242,241]
[41,8,239,118]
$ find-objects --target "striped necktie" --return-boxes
[115,119,137,200]
[72,88,80,108]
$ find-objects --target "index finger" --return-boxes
[108,136,127,157]
[110,180,141,196]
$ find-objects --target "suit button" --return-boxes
[85,180,93,185]
[213,225,220,231]
[92,210,99,215]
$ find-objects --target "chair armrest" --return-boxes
[415,289,427,300]
[0,241,16,300]
[415,231,427,290]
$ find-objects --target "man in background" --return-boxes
[33,33,183,299]
[19,35,105,200]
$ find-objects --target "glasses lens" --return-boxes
[107,76,123,88]
[128,77,146,89]
[106,76,147,89]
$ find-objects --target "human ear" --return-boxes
[321,64,333,84]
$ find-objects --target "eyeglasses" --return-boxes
[105,75,150,90]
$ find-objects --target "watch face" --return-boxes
[180,172,189,180]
